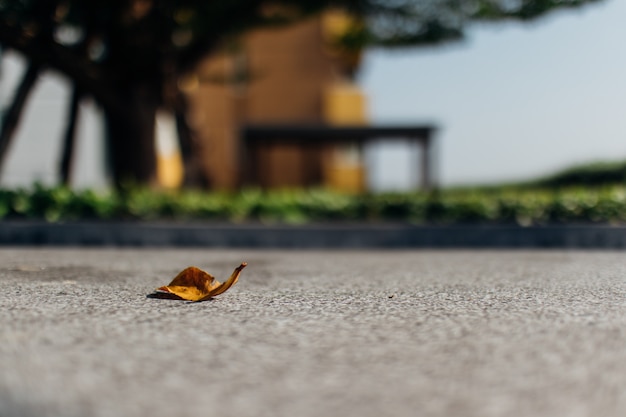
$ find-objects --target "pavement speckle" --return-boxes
[1,249,626,417]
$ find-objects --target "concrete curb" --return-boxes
[1,221,626,248]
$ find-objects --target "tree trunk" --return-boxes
[175,95,208,188]
[59,85,82,186]
[103,84,158,189]
[0,63,41,171]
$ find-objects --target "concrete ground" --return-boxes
[1,248,626,417]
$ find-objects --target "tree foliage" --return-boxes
[0,0,603,187]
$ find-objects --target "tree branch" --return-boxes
[0,62,41,171]
[59,85,82,186]
[0,23,126,117]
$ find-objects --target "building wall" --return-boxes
[186,13,367,190]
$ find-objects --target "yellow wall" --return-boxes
[184,11,369,191]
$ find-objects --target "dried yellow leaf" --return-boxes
[150,262,247,302]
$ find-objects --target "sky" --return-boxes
[360,0,626,187]
[1,0,625,189]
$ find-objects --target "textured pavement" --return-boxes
[1,248,626,417]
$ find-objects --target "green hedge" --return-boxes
[2,183,626,225]
[533,160,626,188]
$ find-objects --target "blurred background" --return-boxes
[362,0,626,188]
[0,0,621,193]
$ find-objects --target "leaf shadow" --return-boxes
[146,292,215,303]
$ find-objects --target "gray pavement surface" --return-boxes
[1,248,626,417]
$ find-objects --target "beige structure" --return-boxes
[181,12,368,191]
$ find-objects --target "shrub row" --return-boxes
[2,184,626,225]
[533,160,626,188]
